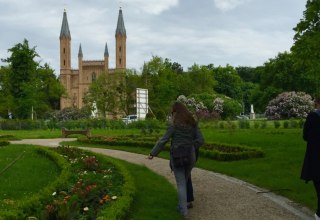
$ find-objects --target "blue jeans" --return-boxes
[187,175,194,203]
[173,165,192,216]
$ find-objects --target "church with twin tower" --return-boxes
[59,8,127,110]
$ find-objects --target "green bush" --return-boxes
[253,121,260,129]
[0,141,10,147]
[260,121,267,129]
[289,120,299,128]
[273,120,281,128]
[0,119,48,130]
[219,121,225,129]
[238,120,250,129]
[299,119,305,128]
[283,121,289,128]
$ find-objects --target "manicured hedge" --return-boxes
[0,141,10,147]
[78,135,264,161]
[0,147,136,220]
[96,156,135,220]
[0,147,71,219]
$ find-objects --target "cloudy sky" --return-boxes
[0,0,306,75]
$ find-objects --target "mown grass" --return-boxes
[198,128,314,209]
[0,144,181,219]
[63,127,315,211]
[0,129,140,139]
[123,162,181,220]
[1,126,315,211]
[0,145,60,201]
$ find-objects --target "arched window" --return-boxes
[119,46,121,52]
[119,58,122,65]
[92,72,96,82]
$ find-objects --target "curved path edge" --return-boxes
[10,139,313,220]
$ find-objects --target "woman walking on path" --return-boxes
[147,102,204,219]
[301,97,320,220]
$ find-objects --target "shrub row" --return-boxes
[200,119,305,129]
[0,141,10,147]
[79,135,264,161]
[0,119,166,130]
[200,143,264,161]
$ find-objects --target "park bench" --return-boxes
[61,128,91,138]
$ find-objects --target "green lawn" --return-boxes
[198,128,315,209]
[63,127,315,211]
[0,145,60,201]
[123,162,181,219]
[0,144,181,219]
[0,126,315,211]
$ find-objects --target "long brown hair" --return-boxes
[171,102,196,127]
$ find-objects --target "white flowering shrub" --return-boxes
[265,91,314,120]
[176,95,209,119]
[213,98,224,114]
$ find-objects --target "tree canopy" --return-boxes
[0,39,63,119]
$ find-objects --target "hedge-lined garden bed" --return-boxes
[0,146,135,220]
[79,135,264,161]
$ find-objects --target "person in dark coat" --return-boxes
[147,102,204,219]
[301,97,320,220]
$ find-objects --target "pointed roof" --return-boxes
[60,9,71,39]
[115,8,126,37]
[78,44,83,58]
[104,42,109,57]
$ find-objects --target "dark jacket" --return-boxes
[301,111,320,182]
[150,124,204,167]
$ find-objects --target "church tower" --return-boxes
[60,9,71,71]
[59,9,72,109]
[115,8,126,70]
[59,7,127,112]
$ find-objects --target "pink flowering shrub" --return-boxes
[177,95,210,119]
[265,91,313,120]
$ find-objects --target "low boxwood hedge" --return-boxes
[0,141,10,147]
[0,147,72,219]
[78,135,264,161]
[0,146,135,220]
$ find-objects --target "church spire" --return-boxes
[78,44,83,58]
[115,7,126,37]
[104,42,109,57]
[60,9,71,39]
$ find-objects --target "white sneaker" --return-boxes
[315,213,320,220]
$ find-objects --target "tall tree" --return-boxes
[212,65,243,101]
[291,0,320,96]
[1,39,63,119]
[0,66,13,118]
[83,72,125,118]
[34,64,64,117]
[188,64,216,94]
[2,39,39,118]
[259,52,304,92]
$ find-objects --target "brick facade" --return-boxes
[59,8,126,111]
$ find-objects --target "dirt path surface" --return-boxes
[11,139,314,220]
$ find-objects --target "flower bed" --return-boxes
[79,135,264,161]
[0,146,135,220]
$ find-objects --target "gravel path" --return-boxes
[11,139,314,220]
